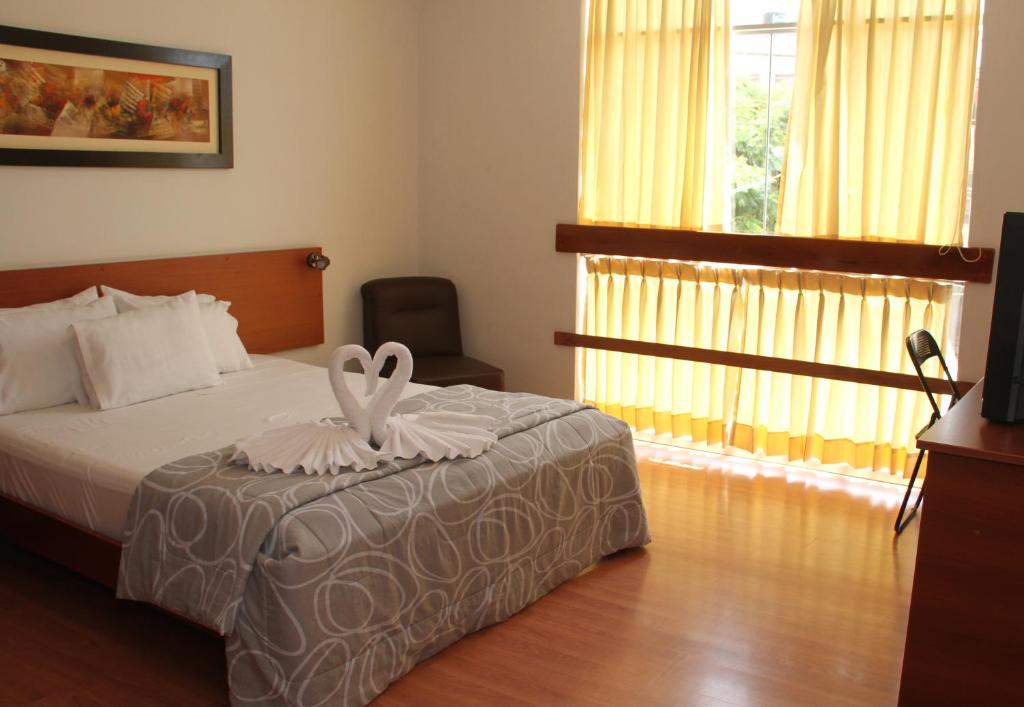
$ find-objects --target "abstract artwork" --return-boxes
[0,58,212,143]
[0,25,232,168]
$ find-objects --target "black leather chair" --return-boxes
[361,277,505,391]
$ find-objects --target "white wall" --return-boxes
[415,0,1018,394]
[958,0,1024,380]
[5,0,1011,389]
[417,0,581,396]
[0,0,420,365]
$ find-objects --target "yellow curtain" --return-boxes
[777,0,982,245]
[730,271,953,477]
[583,255,954,477]
[579,0,731,230]
[577,0,973,482]
[583,257,742,445]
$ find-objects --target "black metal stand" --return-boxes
[894,448,927,535]
[896,330,963,536]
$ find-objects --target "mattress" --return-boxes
[0,355,435,541]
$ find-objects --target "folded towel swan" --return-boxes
[232,344,383,473]
[368,341,497,462]
[233,342,497,475]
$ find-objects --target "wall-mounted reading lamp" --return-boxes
[307,253,331,271]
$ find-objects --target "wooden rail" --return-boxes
[555,332,972,393]
[556,223,995,283]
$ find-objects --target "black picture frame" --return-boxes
[0,25,232,168]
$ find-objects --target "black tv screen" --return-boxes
[981,212,1024,423]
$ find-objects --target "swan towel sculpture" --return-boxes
[233,342,498,475]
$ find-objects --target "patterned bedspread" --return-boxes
[118,385,650,706]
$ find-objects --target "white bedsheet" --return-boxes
[0,355,435,541]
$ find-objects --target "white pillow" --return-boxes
[72,292,222,410]
[100,285,217,313]
[114,290,252,373]
[0,297,117,415]
[0,287,98,313]
[197,300,254,373]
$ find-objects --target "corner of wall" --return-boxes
[958,0,1024,381]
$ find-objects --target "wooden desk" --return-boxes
[899,381,1024,705]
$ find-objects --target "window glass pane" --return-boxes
[731,26,795,234]
[731,0,798,26]
[732,32,771,233]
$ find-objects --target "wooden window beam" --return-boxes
[556,223,995,283]
[555,332,973,393]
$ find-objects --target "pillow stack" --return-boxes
[0,286,254,415]
[0,293,117,415]
[101,286,252,375]
[73,291,223,410]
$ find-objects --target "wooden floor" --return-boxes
[0,447,919,706]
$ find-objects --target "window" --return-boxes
[729,1,981,239]
[730,2,798,234]
[577,0,983,483]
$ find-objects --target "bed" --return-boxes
[0,354,435,541]
[0,249,651,706]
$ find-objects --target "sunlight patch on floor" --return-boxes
[634,439,906,510]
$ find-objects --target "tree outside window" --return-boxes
[730,2,797,234]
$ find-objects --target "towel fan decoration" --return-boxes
[232,342,497,475]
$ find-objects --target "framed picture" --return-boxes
[0,25,232,168]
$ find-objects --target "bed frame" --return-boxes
[0,247,326,587]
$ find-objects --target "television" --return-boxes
[981,212,1024,422]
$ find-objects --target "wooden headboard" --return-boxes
[0,248,325,353]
